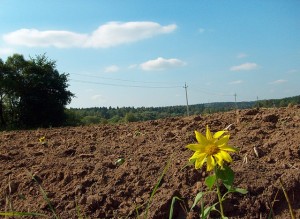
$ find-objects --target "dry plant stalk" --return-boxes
[279,178,295,219]
[253,146,259,157]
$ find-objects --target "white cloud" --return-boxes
[128,64,138,69]
[198,28,205,33]
[236,53,247,59]
[91,94,107,103]
[286,69,298,74]
[104,65,120,73]
[140,57,186,71]
[269,79,287,84]
[0,47,16,57]
[230,62,258,71]
[85,22,177,48]
[3,29,88,48]
[3,21,177,48]
[229,80,243,84]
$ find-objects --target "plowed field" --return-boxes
[1,106,300,218]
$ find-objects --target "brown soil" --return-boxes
[1,106,300,219]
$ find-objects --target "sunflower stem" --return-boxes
[215,168,225,218]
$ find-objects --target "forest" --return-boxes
[66,95,300,126]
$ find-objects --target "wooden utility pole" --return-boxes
[184,83,189,116]
[234,93,237,109]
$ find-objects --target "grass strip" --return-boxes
[0,212,46,217]
[144,156,172,218]
[27,170,60,219]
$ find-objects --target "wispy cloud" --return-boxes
[198,28,205,33]
[104,65,120,73]
[269,79,287,84]
[91,94,107,103]
[140,57,186,71]
[128,64,138,69]
[3,21,177,48]
[0,47,15,56]
[229,80,243,84]
[286,69,298,74]
[236,53,247,59]
[230,62,258,71]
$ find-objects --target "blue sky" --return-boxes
[0,0,299,108]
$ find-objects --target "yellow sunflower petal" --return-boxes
[214,153,224,168]
[206,155,216,171]
[194,154,207,169]
[195,131,209,145]
[206,125,213,141]
[216,134,230,145]
[219,150,233,163]
[213,130,227,139]
[189,151,206,160]
[186,143,206,152]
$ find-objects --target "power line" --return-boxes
[70,79,182,89]
[68,72,237,98]
[68,72,181,85]
[189,86,233,97]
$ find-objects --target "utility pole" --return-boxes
[184,82,189,116]
[234,93,237,109]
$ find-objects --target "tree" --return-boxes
[1,54,74,128]
[0,56,22,127]
[0,59,5,127]
[124,112,137,122]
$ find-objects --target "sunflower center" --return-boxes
[205,144,220,156]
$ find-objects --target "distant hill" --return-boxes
[65,95,300,125]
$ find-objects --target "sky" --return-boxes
[0,0,299,108]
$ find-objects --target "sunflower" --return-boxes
[39,136,46,143]
[186,125,237,171]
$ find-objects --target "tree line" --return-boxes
[1,53,299,129]
[66,95,300,126]
[0,54,74,129]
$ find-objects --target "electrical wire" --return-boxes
[189,86,234,97]
[70,79,182,89]
[68,72,181,85]
[68,72,234,96]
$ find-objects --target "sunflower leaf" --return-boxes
[231,187,248,194]
[205,174,216,190]
[191,191,205,210]
[202,202,218,219]
[216,165,234,189]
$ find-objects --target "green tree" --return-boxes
[0,56,22,127]
[0,58,6,127]
[1,54,74,128]
[124,112,137,122]
[81,115,101,125]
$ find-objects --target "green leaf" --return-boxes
[216,165,234,190]
[232,188,248,195]
[169,196,183,219]
[191,192,205,210]
[205,175,216,190]
[145,157,172,218]
[202,202,218,219]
